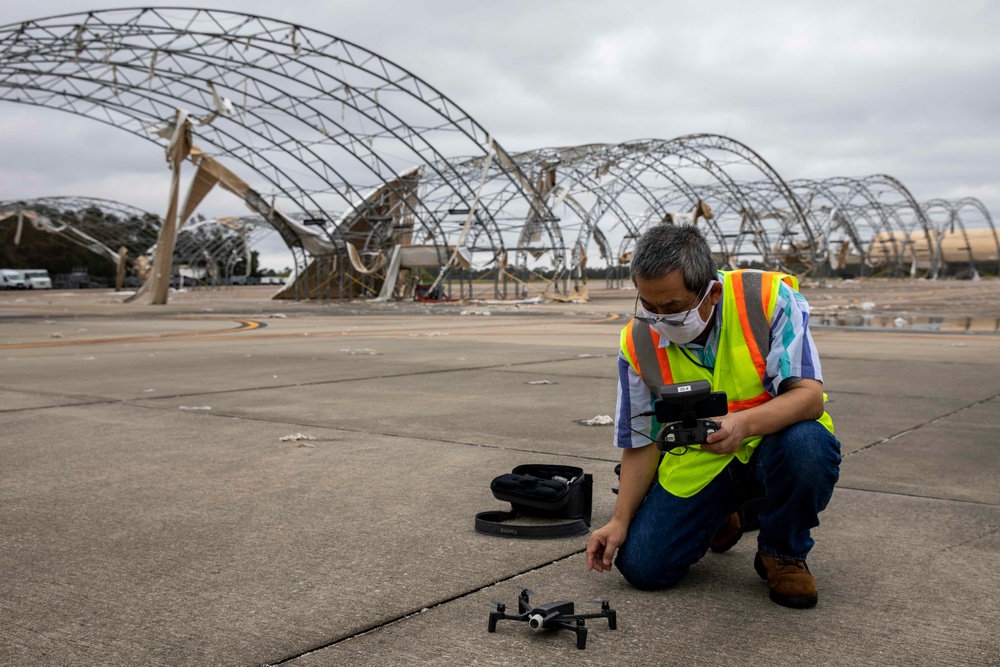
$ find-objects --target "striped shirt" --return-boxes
[614,278,823,449]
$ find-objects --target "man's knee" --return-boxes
[615,543,690,591]
[764,421,841,478]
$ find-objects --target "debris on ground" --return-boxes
[279,433,315,442]
[581,415,614,426]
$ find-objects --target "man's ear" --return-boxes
[709,280,723,305]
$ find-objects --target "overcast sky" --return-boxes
[2,1,998,270]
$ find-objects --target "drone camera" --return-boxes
[528,613,552,631]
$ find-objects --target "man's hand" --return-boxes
[701,379,825,456]
[702,411,749,455]
[586,517,628,573]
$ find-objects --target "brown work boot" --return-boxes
[709,511,743,553]
[754,551,818,608]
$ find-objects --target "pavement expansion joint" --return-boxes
[843,390,1000,458]
[262,550,586,667]
[836,484,1000,507]
[938,527,999,554]
[111,353,604,404]
[120,401,622,464]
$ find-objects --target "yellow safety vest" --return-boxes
[620,269,834,497]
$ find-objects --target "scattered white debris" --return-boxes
[861,302,876,311]
[143,389,155,393]
[340,347,380,355]
[528,380,553,385]
[459,310,492,316]
[267,313,287,318]
[577,354,598,358]
[179,406,212,411]
[467,297,543,306]
[425,332,444,337]
[581,415,614,426]
[280,433,316,442]
[82,356,96,361]
[893,317,908,328]
[43,320,56,324]
[273,375,278,378]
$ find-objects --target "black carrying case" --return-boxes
[475,464,593,538]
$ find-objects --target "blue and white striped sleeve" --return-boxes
[613,353,657,449]
[764,283,823,396]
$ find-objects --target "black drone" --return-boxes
[487,589,617,650]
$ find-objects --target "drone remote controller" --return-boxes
[653,381,727,451]
[658,419,721,449]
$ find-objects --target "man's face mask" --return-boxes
[634,281,716,344]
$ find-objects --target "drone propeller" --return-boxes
[488,600,507,612]
[521,588,535,597]
[585,599,612,610]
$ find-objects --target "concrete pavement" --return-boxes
[1,285,998,666]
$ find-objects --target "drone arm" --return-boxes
[569,610,617,629]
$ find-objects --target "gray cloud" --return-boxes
[2,1,998,269]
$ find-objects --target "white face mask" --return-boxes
[637,282,715,345]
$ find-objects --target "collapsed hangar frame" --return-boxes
[0,196,265,287]
[1,7,997,304]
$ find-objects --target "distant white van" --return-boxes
[23,269,53,289]
[0,269,28,289]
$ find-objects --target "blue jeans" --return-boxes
[615,420,841,590]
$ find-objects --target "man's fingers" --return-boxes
[586,535,604,571]
[601,536,620,568]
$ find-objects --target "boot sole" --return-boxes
[769,590,818,609]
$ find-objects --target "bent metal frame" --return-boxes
[1,8,997,303]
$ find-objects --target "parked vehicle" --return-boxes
[22,269,52,289]
[0,269,28,289]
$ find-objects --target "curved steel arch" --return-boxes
[531,135,817,276]
[0,195,267,284]
[920,197,1000,276]
[857,175,939,277]
[0,7,557,299]
[788,177,903,274]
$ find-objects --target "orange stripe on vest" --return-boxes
[650,328,674,385]
[731,272,768,378]
[625,319,640,376]
[729,392,771,412]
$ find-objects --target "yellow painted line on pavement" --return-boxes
[1,312,622,350]
[0,319,265,350]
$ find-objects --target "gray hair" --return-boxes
[630,224,717,292]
